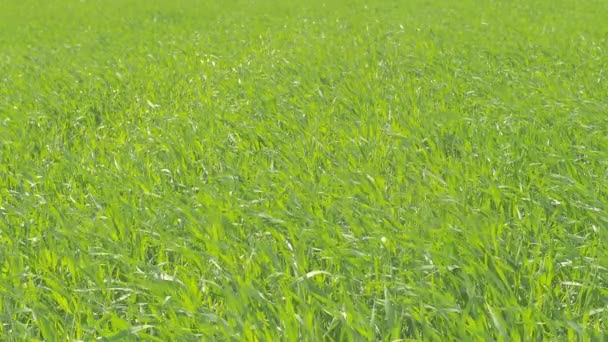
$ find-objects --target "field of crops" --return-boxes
[1,0,607,340]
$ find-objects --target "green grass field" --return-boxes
[1,0,607,340]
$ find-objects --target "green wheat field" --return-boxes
[1,0,607,340]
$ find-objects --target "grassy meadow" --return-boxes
[1,0,607,340]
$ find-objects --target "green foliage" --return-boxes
[1,0,607,340]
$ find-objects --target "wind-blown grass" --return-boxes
[1,0,607,340]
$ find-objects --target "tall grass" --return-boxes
[1,0,607,340]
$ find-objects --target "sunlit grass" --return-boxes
[1,0,607,340]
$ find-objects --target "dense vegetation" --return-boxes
[1,0,607,340]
